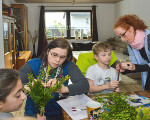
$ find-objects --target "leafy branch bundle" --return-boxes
[24,66,70,116]
[95,92,138,120]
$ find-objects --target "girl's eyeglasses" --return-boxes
[49,51,66,60]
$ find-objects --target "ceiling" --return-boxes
[14,0,123,3]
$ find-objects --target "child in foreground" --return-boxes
[0,69,45,120]
[86,42,121,94]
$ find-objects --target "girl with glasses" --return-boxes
[19,38,89,120]
[114,14,150,91]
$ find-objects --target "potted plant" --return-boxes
[57,22,67,38]
[54,20,67,38]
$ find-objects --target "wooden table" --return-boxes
[62,90,150,120]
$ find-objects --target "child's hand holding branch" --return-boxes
[105,81,119,89]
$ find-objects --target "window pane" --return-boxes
[70,12,91,38]
[3,22,9,53]
[45,12,67,38]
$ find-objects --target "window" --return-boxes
[86,18,89,24]
[45,12,67,38]
[45,10,91,39]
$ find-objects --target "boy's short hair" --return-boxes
[92,42,112,55]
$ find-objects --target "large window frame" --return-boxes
[45,10,92,39]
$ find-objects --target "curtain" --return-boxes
[92,5,98,41]
[37,6,48,57]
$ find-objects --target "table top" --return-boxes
[62,90,150,120]
[128,90,150,99]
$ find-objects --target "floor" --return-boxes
[119,73,142,92]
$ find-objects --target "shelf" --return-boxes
[2,3,16,18]
[2,13,16,18]
[11,4,28,50]
[2,3,9,8]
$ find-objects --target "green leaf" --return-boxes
[139,109,144,118]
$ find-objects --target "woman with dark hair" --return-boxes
[19,38,89,120]
[114,14,150,90]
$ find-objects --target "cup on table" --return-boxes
[86,101,101,120]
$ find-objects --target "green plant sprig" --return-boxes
[136,106,150,120]
[24,66,70,116]
[95,92,138,120]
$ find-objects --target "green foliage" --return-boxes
[95,92,138,120]
[24,66,70,116]
[53,20,67,37]
[136,106,150,120]
[57,22,67,34]
[46,30,53,38]
[83,33,87,37]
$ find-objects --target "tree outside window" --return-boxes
[45,10,91,39]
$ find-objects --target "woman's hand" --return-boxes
[24,79,37,91]
[116,62,135,72]
[37,114,46,120]
[24,85,31,91]
[120,62,135,71]
[43,79,69,94]
[105,81,119,89]
[114,87,120,92]
[58,84,69,94]
[116,63,125,72]
[43,79,57,87]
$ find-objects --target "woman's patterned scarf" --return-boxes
[38,62,63,82]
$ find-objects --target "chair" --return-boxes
[76,51,117,76]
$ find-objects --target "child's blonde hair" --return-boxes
[92,42,112,55]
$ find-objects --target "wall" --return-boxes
[0,0,5,68]
[96,4,115,41]
[114,0,150,29]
